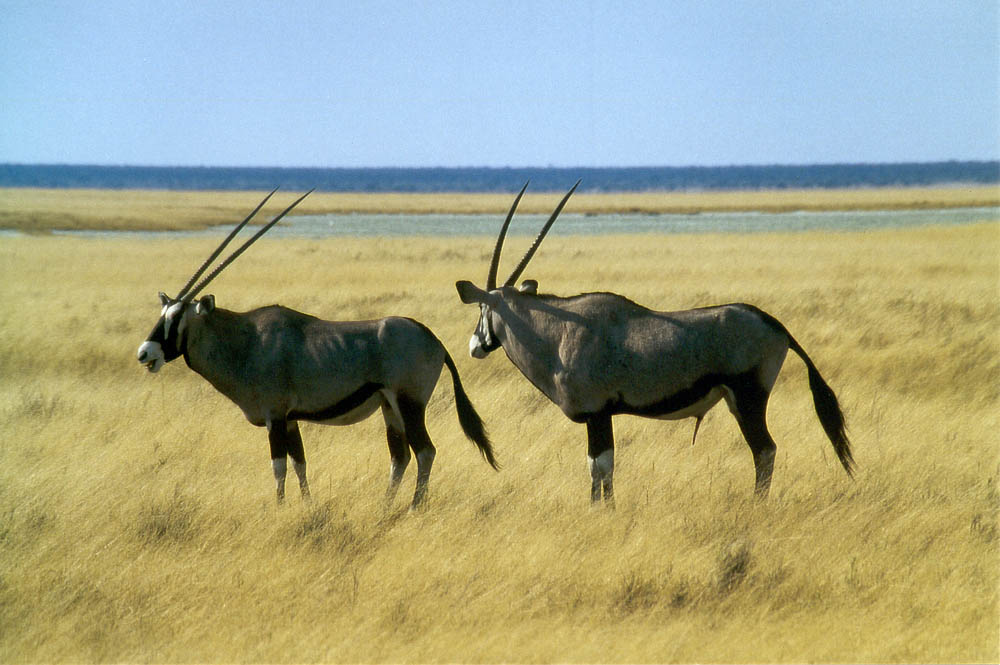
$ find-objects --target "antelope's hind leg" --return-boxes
[396,395,436,509]
[724,380,777,497]
[381,403,411,505]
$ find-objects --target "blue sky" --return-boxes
[2,1,997,168]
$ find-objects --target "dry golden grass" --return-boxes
[0,213,997,662]
[1,184,998,231]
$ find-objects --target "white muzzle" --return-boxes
[137,341,166,373]
[468,335,487,359]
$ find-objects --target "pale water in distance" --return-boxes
[248,207,999,237]
[40,207,998,239]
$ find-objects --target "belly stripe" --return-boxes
[611,370,757,418]
[288,383,384,422]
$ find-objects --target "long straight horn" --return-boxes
[175,188,279,300]
[486,180,529,291]
[182,189,314,303]
[503,179,580,288]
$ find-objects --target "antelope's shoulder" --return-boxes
[245,303,318,323]
[662,302,769,324]
[545,290,653,317]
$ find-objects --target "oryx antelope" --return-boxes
[137,190,497,508]
[456,182,854,505]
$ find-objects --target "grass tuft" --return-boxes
[716,540,753,596]
[611,572,663,616]
[133,491,200,546]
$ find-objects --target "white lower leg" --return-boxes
[588,449,615,504]
[272,457,288,502]
[292,459,310,498]
[588,449,614,480]
[411,448,436,508]
[386,458,408,502]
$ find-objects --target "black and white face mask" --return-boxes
[469,303,501,358]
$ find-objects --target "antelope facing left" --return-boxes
[137,190,497,508]
[456,182,854,506]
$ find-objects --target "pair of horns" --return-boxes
[175,181,574,302]
[486,180,580,291]
[176,188,313,303]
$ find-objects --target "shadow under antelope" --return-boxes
[455,181,854,506]
[137,190,497,508]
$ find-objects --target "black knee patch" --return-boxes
[268,419,306,463]
[586,412,615,459]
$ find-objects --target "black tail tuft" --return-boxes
[792,340,855,477]
[444,353,499,470]
[743,304,855,478]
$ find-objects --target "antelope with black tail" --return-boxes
[137,190,497,507]
[455,181,853,506]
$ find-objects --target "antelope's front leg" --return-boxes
[586,413,616,508]
[268,418,309,503]
[285,420,310,500]
[272,457,287,503]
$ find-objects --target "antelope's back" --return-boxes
[554,295,788,395]
[255,309,445,404]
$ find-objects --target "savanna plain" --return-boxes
[0,189,997,663]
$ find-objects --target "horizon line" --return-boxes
[3,159,999,171]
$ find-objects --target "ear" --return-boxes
[518,279,538,294]
[158,292,170,306]
[196,294,215,314]
[456,280,486,304]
